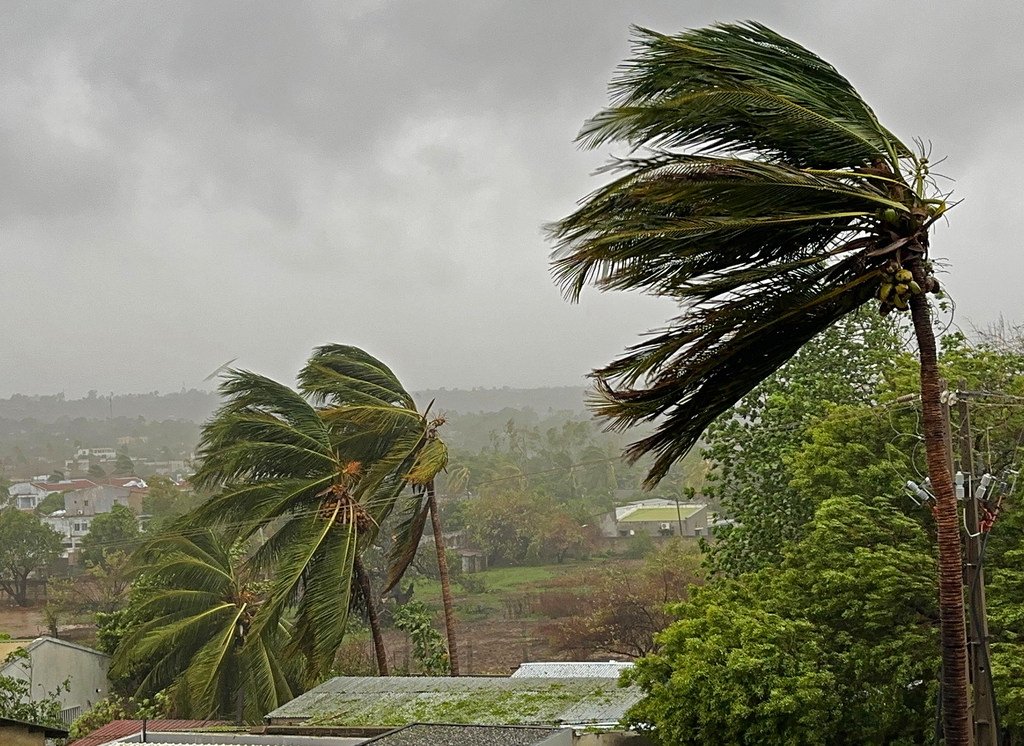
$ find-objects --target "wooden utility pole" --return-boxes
[957,382,998,746]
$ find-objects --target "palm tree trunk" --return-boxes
[909,262,970,745]
[427,481,460,676]
[354,556,389,676]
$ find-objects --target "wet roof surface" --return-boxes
[365,723,561,745]
[266,676,640,727]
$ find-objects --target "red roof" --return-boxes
[69,719,225,746]
[30,479,97,493]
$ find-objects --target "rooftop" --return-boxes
[67,719,225,746]
[616,505,704,523]
[266,676,641,728]
[510,662,632,679]
[0,715,69,738]
[363,723,564,745]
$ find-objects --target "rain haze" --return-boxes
[2,1,1020,397]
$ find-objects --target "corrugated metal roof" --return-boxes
[617,505,703,523]
[68,719,225,746]
[96,735,363,746]
[265,676,641,728]
[364,723,562,745]
[510,662,632,679]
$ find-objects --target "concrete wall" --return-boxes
[1,638,111,719]
[0,723,46,746]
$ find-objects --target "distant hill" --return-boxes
[0,386,590,424]
[0,390,221,424]
[414,386,588,416]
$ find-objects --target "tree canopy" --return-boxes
[0,509,61,606]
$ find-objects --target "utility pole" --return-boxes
[674,494,685,536]
[957,382,998,746]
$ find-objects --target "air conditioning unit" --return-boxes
[660,522,672,531]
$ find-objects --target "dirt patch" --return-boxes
[0,603,47,638]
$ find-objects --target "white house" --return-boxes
[599,498,708,538]
[0,637,111,725]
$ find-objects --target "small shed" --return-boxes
[0,716,68,746]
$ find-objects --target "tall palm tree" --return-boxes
[109,531,295,723]
[188,371,391,680]
[550,22,967,742]
[298,345,460,675]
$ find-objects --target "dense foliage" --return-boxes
[702,311,906,575]
[108,531,295,722]
[627,495,938,745]
[79,504,141,568]
[0,508,61,606]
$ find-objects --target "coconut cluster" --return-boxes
[877,261,942,315]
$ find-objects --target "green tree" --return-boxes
[297,345,459,675]
[34,491,64,516]
[113,452,135,476]
[702,311,906,574]
[79,504,141,568]
[88,463,107,479]
[187,369,389,681]
[550,22,967,737]
[143,476,200,529]
[626,495,937,744]
[108,531,295,723]
[0,509,61,606]
[983,490,1024,742]
[392,601,449,675]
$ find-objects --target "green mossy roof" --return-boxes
[267,676,640,728]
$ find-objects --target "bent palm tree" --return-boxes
[109,531,295,723]
[188,371,390,680]
[550,22,967,743]
[299,345,459,675]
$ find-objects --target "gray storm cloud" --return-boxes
[1,1,1020,396]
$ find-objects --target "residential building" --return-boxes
[43,485,145,559]
[7,480,98,511]
[0,637,111,725]
[599,499,708,538]
[0,716,68,746]
[74,448,117,462]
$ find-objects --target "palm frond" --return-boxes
[582,22,910,169]
[250,504,359,680]
[552,155,886,302]
[383,490,431,592]
[404,437,449,486]
[299,344,415,409]
[549,22,933,487]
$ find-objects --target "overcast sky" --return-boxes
[2,1,1020,396]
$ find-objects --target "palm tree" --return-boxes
[550,22,967,742]
[298,345,460,675]
[109,531,295,723]
[188,371,391,680]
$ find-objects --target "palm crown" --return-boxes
[188,347,448,680]
[550,22,947,485]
